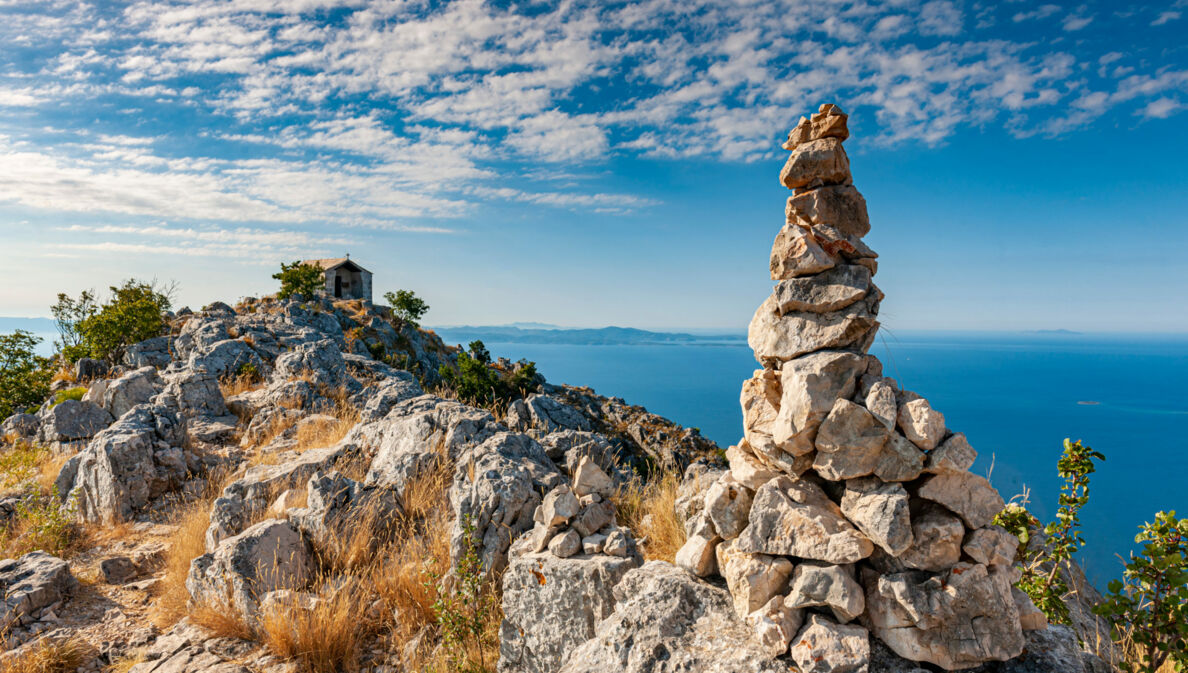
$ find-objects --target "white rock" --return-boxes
[549,529,581,558]
[749,294,880,365]
[788,613,871,673]
[1012,587,1049,631]
[540,485,580,527]
[786,562,865,623]
[603,528,632,557]
[675,534,720,578]
[896,395,945,451]
[926,433,977,473]
[572,456,614,498]
[740,369,783,460]
[716,540,794,617]
[917,471,1005,529]
[706,474,754,539]
[863,378,898,431]
[785,184,870,237]
[734,476,873,564]
[772,265,871,314]
[893,509,965,572]
[840,478,913,557]
[779,137,851,189]
[963,526,1019,569]
[581,533,607,555]
[727,443,780,490]
[813,399,890,480]
[748,595,805,659]
[773,351,866,456]
[771,223,836,280]
[186,519,314,619]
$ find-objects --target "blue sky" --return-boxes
[0,0,1186,331]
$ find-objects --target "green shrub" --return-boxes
[59,279,174,364]
[438,340,540,410]
[273,261,324,300]
[236,362,261,382]
[50,290,97,363]
[384,290,430,328]
[0,330,52,420]
[993,437,1103,624]
[1096,511,1188,673]
[429,515,496,672]
[51,387,87,407]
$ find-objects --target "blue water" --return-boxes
[476,332,1188,586]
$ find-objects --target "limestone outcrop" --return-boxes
[671,103,1036,671]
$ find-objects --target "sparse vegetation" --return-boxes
[615,467,686,562]
[430,515,499,672]
[52,279,174,364]
[50,387,86,407]
[0,330,53,419]
[1096,511,1188,673]
[0,488,80,558]
[0,634,89,673]
[438,340,540,411]
[384,289,430,328]
[273,261,324,300]
[993,437,1102,625]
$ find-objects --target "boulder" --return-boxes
[972,624,1111,673]
[675,533,720,577]
[160,369,229,419]
[863,378,898,430]
[0,551,78,632]
[813,399,889,480]
[917,471,1005,530]
[772,351,865,456]
[449,432,564,576]
[73,357,108,381]
[772,265,871,314]
[356,373,424,422]
[187,519,314,619]
[549,529,582,558]
[734,476,873,564]
[272,338,358,392]
[66,402,189,522]
[102,366,161,418]
[872,434,926,482]
[538,430,635,489]
[840,477,913,556]
[747,595,804,659]
[785,562,865,623]
[1,413,39,441]
[572,456,614,498]
[124,336,172,369]
[499,550,641,673]
[705,474,754,539]
[788,614,871,673]
[716,540,794,617]
[541,485,581,527]
[558,561,786,673]
[37,399,112,444]
[779,137,850,189]
[603,528,633,557]
[748,293,880,365]
[785,184,870,237]
[927,432,977,473]
[727,443,780,490]
[770,223,836,280]
[740,369,784,462]
[963,526,1019,569]
[507,394,592,434]
[288,471,402,554]
[572,500,615,538]
[1013,587,1048,631]
[864,563,1024,670]
[187,338,265,379]
[888,508,965,572]
[897,395,945,451]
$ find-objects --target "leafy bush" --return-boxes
[384,289,430,328]
[51,387,87,407]
[0,330,52,419]
[1096,511,1188,673]
[58,279,174,364]
[50,289,97,363]
[992,437,1103,624]
[438,340,540,409]
[429,515,497,672]
[0,488,78,558]
[273,261,324,300]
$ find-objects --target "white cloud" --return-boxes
[1012,5,1061,23]
[1142,97,1180,118]
[1151,11,1180,26]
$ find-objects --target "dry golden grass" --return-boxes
[190,600,254,641]
[150,470,236,628]
[36,453,72,497]
[258,576,371,673]
[105,651,146,673]
[219,372,264,399]
[49,365,77,386]
[293,408,358,453]
[615,467,686,562]
[0,635,89,673]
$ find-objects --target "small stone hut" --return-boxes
[303,257,373,302]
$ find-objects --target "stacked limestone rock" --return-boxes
[675,104,1044,672]
[524,457,634,559]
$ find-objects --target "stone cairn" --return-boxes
[675,104,1046,672]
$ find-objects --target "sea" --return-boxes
[456,331,1188,587]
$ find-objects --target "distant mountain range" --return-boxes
[431,324,747,346]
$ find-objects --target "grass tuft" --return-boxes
[614,467,686,562]
[0,635,89,673]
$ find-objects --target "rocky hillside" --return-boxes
[0,107,1117,673]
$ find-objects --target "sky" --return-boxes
[0,0,1186,332]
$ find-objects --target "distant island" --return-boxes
[432,324,747,346]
